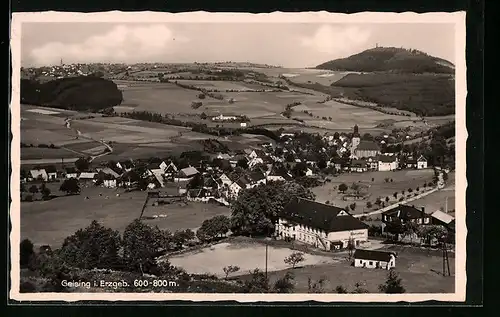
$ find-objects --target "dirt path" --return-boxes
[65,119,114,162]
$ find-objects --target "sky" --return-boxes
[21,23,456,68]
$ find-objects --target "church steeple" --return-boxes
[353,124,360,137]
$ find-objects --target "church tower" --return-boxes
[351,124,361,153]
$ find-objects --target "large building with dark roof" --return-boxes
[276,197,369,251]
[354,141,380,158]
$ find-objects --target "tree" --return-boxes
[366,201,372,209]
[187,173,204,190]
[236,158,248,169]
[75,157,90,171]
[317,158,327,169]
[353,282,370,293]
[349,203,356,211]
[222,265,240,279]
[351,182,361,195]
[59,220,122,270]
[284,252,305,269]
[122,219,170,275]
[197,215,231,242]
[242,269,270,293]
[338,183,348,193]
[307,277,327,293]
[172,229,195,249]
[393,192,398,199]
[292,162,308,177]
[335,285,348,294]
[59,178,81,195]
[230,181,315,236]
[200,112,208,120]
[375,197,382,207]
[378,269,406,293]
[347,237,356,258]
[385,196,390,203]
[40,183,51,200]
[273,272,295,293]
[20,239,35,269]
[29,185,38,195]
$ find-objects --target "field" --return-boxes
[113,80,223,115]
[20,184,231,248]
[312,169,436,214]
[264,245,455,293]
[168,241,339,278]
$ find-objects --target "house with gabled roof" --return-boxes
[64,167,79,179]
[30,169,48,182]
[116,160,135,172]
[378,155,398,171]
[353,249,397,270]
[430,210,455,230]
[382,204,431,226]
[417,155,428,169]
[276,197,369,251]
[350,159,368,173]
[354,141,380,158]
[266,166,293,182]
[44,165,58,181]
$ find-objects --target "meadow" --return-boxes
[312,169,436,214]
[20,184,230,249]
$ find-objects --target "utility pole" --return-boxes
[442,239,451,276]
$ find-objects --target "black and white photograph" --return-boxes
[10,11,466,302]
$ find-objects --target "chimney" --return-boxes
[421,207,425,223]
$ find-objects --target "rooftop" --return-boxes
[280,197,369,233]
[353,249,396,262]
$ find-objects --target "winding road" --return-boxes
[66,119,114,162]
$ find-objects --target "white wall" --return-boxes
[276,219,368,250]
[354,255,395,270]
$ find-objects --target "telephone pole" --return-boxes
[442,239,451,276]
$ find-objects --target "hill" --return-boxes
[316,47,454,74]
[21,76,123,112]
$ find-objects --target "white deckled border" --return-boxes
[9,10,467,303]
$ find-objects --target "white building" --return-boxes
[417,155,428,169]
[275,198,369,251]
[378,155,398,171]
[211,114,238,121]
[353,249,396,270]
[30,169,48,182]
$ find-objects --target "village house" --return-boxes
[417,155,428,169]
[163,161,178,179]
[44,166,58,181]
[276,198,369,251]
[430,210,455,231]
[211,114,238,121]
[354,141,381,158]
[382,205,431,226]
[96,167,121,179]
[175,166,200,181]
[116,160,135,172]
[366,157,379,170]
[353,249,397,270]
[78,172,96,182]
[30,168,48,182]
[216,153,232,161]
[266,166,293,182]
[101,173,117,188]
[229,154,248,168]
[64,167,79,179]
[378,155,398,171]
[350,159,368,173]
[229,171,267,198]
